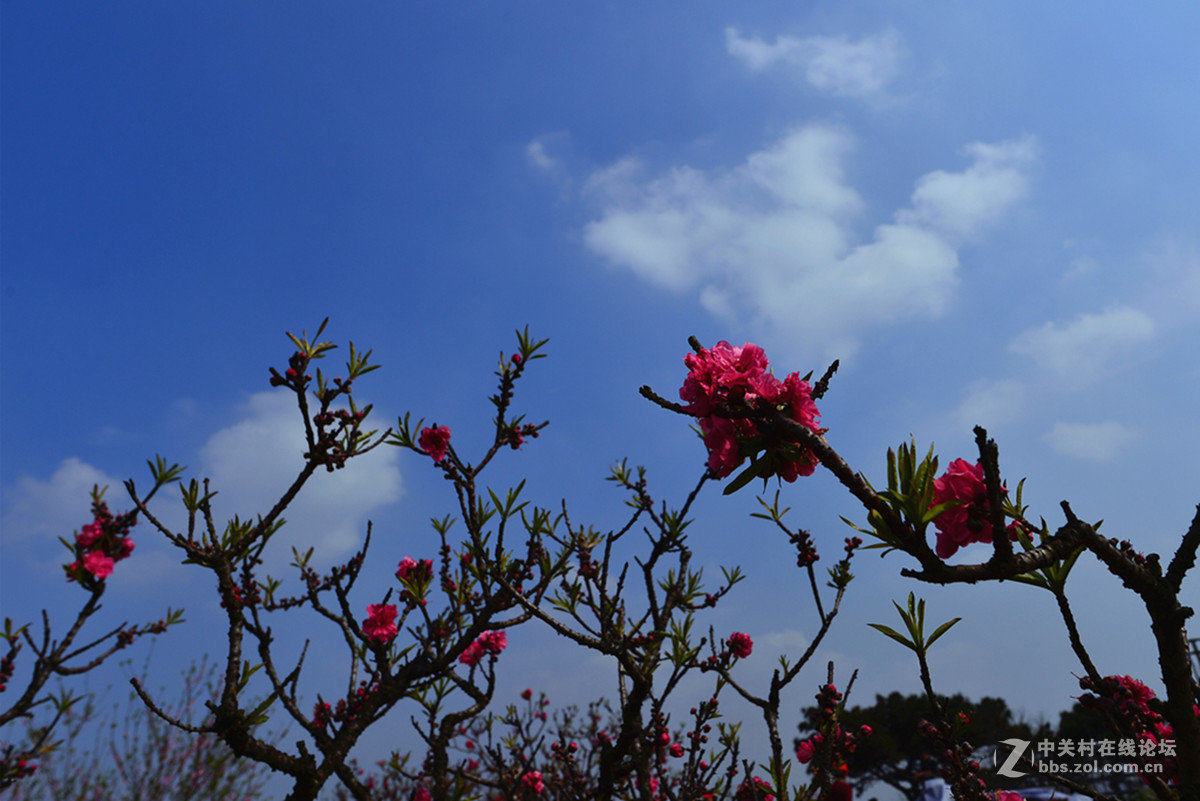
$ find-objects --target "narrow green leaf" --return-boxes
[867,623,917,652]
[924,616,962,648]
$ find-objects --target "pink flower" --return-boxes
[1112,674,1156,717]
[77,521,104,548]
[521,688,533,700]
[115,537,135,560]
[994,793,1025,801]
[394,556,431,582]
[669,742,684,758]
[418,425,451,463]
[728,632,753,659]
[459,641,485,666]
[679,341,821,482]
[796,733,823,764]
[681,341,770,413]
[413,787,432,801]
[478,630,507,655]
[930,459,1013,558]
[699,416,744,477]
[521,770,544,794]
[83,550,114,579]
[362,603,398,643]
[459,630,507,666]
[395,556,418,579]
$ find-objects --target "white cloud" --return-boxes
[1045,421,1139,462]
[2,457,120,544]
[199,391,404,566]
[896,137,1037,241]
[1007,305,1155,384]
[526,140,557,172]
[725,28,903,99]
[583,127,1035,360]
[955,378,1028,430]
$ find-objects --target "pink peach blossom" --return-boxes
[418,425,451,463]
[83,550,114,579]
[362,603,399,643]
[728,632,753,659]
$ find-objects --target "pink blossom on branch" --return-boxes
[459,630,507,667]
[679,341,821,481]
[728,632,753,659]
[362,603,399,643]
[796,733,822,764]
[929,458,1019,559]
[77,520,104,549]
[521,770,544,794]
[83,550,115,579]
[478,630,507,655]
[418,424,451,463]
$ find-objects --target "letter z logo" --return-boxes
[994,739,1030,778]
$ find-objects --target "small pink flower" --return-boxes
[478,630,507,655]
[395,556,418,579]
[679,341,821,482]
[413,787,432,801]
[728,632,753,659]
[994,792,1025,801]
[77,521,104,549]
[362,603,399,643]
[521,688,533,700]
[395,556,431,582]
[521,770,544,794]
[83,550,114,579]
[459,641,485,667]
[418,425,451,463]
[796,733,823,764]
[669,742,684,758]
[459,630,507,666]
[930,459,1013,559]
[116,537,135,561]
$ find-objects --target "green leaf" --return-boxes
[723,460,765,495]
[867,623,916,652]
[925,616,962,648]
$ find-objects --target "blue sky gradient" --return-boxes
[4,2,1199,794]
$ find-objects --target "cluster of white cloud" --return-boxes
[4,392,404,580]
[724,27,903,99]
[1,457,118,546]
[1044,421,1140,463]
[582,126,1035,360]
[1007,305,1154,385]
[956,305,1153,460]
[527,21,1172,466]
[199,391,404,566]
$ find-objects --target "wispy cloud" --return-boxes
[199,391,404,565]
[953,303,1156,431]
[725,28,903,99]
[1007,305,1154,384]
[583,126,1035,360]
[955,378,1029,430]
[1045,421,1139,462]
[2,457,119,545]
[897,138,1037,241]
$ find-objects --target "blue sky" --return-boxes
[4,1,1199,793]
